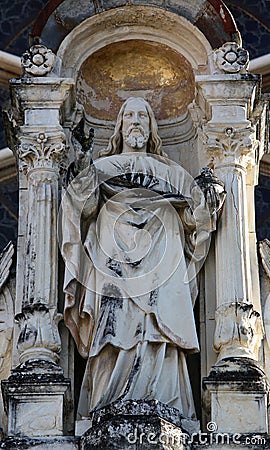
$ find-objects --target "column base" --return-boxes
[79,399,199,450]
[203,358,269,434]
[1,359,73,438]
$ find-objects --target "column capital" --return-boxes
[204,125,258,169]
[18,130,66,173]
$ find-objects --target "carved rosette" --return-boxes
[15,303,62,364]
[18,132,66,173]
[214,42,249,73]
[214,302,264,361]
[205,126,258,169]
[21,45,55,76]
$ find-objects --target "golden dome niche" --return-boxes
[76,40,195,122]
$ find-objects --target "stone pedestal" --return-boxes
[203,358,269,434]
[79,400,199,450]
[2,360,72,437]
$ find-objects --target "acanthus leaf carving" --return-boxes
[204,126,258,168]
[18,132,66,172]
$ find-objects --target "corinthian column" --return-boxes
[15,130,65,364]
[207,126,264,361]
[2,45,74,437]
[197,42,269,434]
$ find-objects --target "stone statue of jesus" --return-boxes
[60,97,225,420]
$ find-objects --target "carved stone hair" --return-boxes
[99,97,164,157]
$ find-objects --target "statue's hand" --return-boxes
[72,122,94,174]
[64,121,94,187]
[73,137,93,174]
[71,118,94,173]
[194,167,226,215]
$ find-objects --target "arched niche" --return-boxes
[56,5,214,175]
[57,6,212,77]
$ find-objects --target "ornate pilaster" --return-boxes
[16,129,66,367]
[206,126,257,330]
[2,45,74,437]
[15,131,66,364]
[198,42,269,433]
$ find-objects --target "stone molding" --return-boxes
[56,6,211,78]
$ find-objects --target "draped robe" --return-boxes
[61,153,215,419]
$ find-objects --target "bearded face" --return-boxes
[122,125,150,150]
[121,99,150,152]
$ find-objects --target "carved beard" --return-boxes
[122,126,149,150]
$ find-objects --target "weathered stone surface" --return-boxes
[2,360,72,438]
[3,0,269,442]
[204,357,267,383]
[203,358,269,434]
[90,399,200,434]
[81,415,189,449]
[78,399,199,449]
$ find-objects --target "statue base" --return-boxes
[202,358,269,434]
[1,359,72,437]
[79,399,199,449]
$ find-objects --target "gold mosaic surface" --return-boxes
[76,40,195,121]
